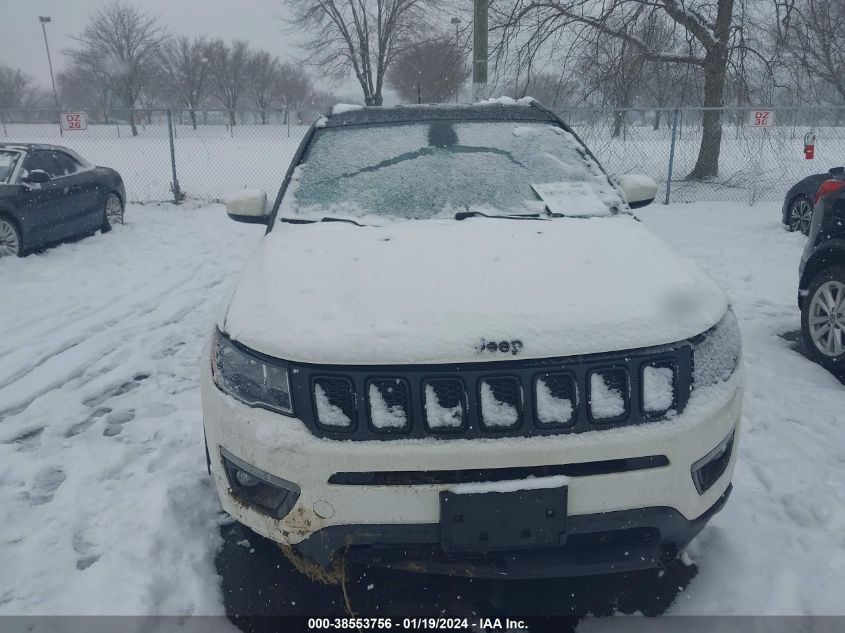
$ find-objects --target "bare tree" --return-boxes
[777,0,845,103]
[58,64,119,121]
[207,39,251,127]
[283,0,440,106]
[492,0,748,180]
[67,2,167,136]
[248,51,281,124]
[277,63,314,122]
[388,36,469,103]
[0,65,32,110]
[158,36,211,129]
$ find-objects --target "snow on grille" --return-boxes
[479,380,520,428]
[642,365,675,413]
[368,381,408,429]
[313,383,352,428]
[424,383,464,429]
[536,376,574,425]
[589,371,626,420]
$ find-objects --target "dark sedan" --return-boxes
[782,167,842,235]
[798,178,845,371]
[0,143,125,258]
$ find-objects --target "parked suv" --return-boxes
[202,101,743,580]
[798,177,845,372]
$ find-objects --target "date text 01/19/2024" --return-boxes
[307,618,528,630]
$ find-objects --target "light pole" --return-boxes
[39,16,62,137]
[451,17,461,103]
[472,0,488,101]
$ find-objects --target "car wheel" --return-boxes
[0,217,21,258]
[102,192,124,233]
[801,266,845,372]
[787,195,813,235]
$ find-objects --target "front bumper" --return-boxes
[202,363,742,576]
[293,486,731,578]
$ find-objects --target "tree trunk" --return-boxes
[129,109,138,137]
[190,109,197,130]
[260,110,267,124]
[612,110,625,138]
[687,53,727,180]
[228,109,236,127]
[653,110,661,130]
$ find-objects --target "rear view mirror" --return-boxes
[225,189,271,224]
[23,169,50,185]
[618,175,658,209]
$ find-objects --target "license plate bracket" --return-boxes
[439,486,568,553]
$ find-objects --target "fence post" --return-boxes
[167,110,182,204]
[664,108,680,205]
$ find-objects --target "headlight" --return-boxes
[211,330,293,414]
[691,308,741,389]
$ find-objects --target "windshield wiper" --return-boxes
[454,210,546,221]
[279,216,365,226]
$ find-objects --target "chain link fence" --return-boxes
[2,106,844,206]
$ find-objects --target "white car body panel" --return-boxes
[221,216,728,365]
[202,359,742,544]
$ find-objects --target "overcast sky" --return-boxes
[0,0,372,102]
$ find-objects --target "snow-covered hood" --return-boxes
[222,216,728,364]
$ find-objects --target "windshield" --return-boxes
[282,121,624,221]
[0,151,20,183]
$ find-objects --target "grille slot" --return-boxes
[588,369,629,424]
[423,379,467,432]
[535,373,577,427]
[367,379,411,432]
[312,377,356,430]
[479,377,522,430]
[641,361,677,418]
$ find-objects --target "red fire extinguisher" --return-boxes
[804,131,816,160]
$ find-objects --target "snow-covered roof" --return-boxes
[320,99,560,129]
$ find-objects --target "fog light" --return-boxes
[691,430,735,494]
[235,469,260,488]
[220,447,301,518]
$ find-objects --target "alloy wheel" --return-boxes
[808,280,845,357]
[106,194,124,225]
[789,198,813,235]
[0,219,20,257]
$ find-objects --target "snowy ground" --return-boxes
[0,200,844,621]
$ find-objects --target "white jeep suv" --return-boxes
[202,100,742,579]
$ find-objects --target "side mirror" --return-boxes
[23,169,51,185]
[618,175,658,209]
[225,189,270,224]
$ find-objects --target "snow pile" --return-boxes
[423,385,463,429]
[535,378,574,425]
[475,96,535,107]
[479,381,519,427]
[449,474,571,495]
[642,365,675,413]
[223,188,267,216]
[313,384,351,428]
[589,372,625,419]
[368,382,407,429]
[330,103,364,115]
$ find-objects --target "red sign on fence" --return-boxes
[748,110,773,128]
[60,112,87,131]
